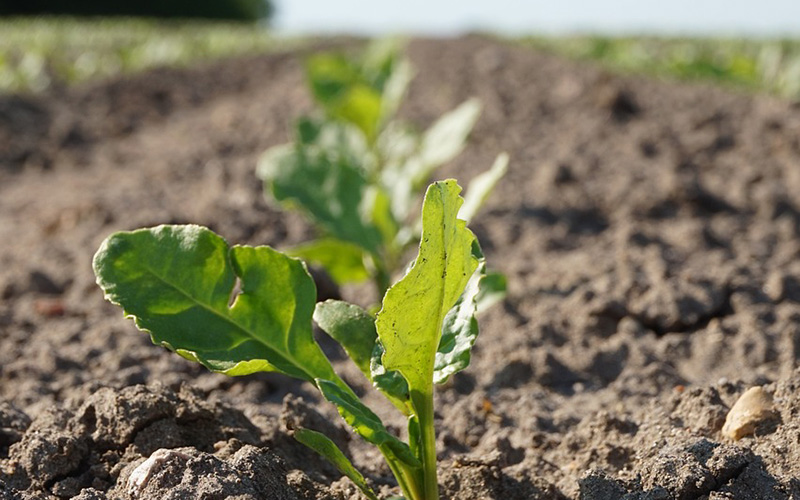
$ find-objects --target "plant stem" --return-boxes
[417,392,439,500]
[384,457,424,500]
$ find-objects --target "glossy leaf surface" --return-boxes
[476,271,507,313]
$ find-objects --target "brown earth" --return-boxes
[2,35,800,499]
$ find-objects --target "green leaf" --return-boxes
[476,271,507,313]
[292,428,379,500]
[288,239,370,285]
[377,122,419,163]
[370,341,411,414]
[306,53,359,107]
[306,53,383,140]
[417,98,482,180]
[433,261,484,385]
[316,379,421,470]
[458,152,509,223]
[331,84,383,141]
[257,130,383,254]
[92,225,346,391]
[313,300,376,377]
[375,180,479,400]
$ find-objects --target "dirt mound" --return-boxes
[2,36,800,499]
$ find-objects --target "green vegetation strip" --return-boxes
[0,17,299,93]
[519,36,800,99]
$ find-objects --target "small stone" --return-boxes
[721,386,778,440]
[127,448,193,496]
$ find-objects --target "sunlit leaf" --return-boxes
[380,58,413,124]
[306,53,359,106]
[376,180,478,401]
[92,225,347,392]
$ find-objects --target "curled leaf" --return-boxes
[434,261,484,385]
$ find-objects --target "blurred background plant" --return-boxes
[521,36,800,99]
[257,40,507,300]
[0,17,286,93]
[0,0,276,93]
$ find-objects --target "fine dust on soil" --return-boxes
[2,36,800,499]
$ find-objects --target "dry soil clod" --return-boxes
[721,386,778,440]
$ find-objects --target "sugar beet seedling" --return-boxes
[258,40,507,300]
[94,180,489,500]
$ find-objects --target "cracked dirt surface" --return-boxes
[2,36,800,498]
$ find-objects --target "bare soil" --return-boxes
[2,36,800,499]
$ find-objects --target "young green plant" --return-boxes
[258,40,507,299]
[94,180,489,500]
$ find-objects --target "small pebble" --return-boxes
[721,386,777,440]
[127,448,192,496]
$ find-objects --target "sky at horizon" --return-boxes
[273,1,800,37]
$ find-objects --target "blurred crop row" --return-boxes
[521,36,800,99]
[0,17,293,93]
[2,18,799,99]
